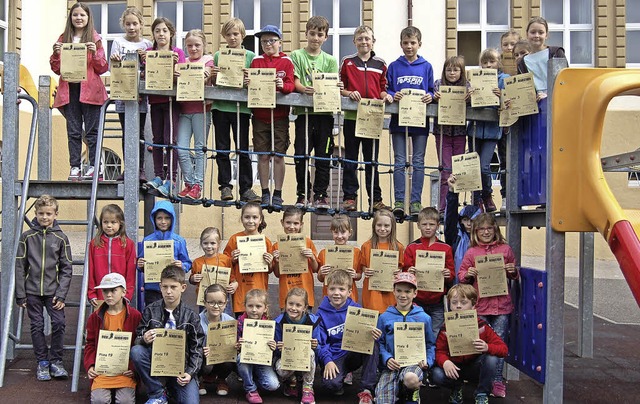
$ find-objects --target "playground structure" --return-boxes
[0,52,638,403]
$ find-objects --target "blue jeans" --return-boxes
[391,132,428,203]
[130,344,200,402]
[177,112,212,186]
[416,301,445,337]
[431,354,499,396]
[26,295,65,362]
[236,355,280,393]
[321,345,379,393]
[480,314,509,381]
[468,137,498,203]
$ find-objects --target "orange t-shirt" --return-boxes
[317,246,361,303]
[191,253,233,297]
[360,240,405,313]
[92,309,136,390]
[273,237,318,309]
[223,231,273,313]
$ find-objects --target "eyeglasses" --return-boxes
[476,227,495,233]
[205,301,226,308]
[260,38,279,46]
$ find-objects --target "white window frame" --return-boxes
[457,0,510,68]
[541,0,594,67]
[90,2,127,53]
[0,0,7,62]
[155,0,203,49]
[626,12,640,67]
[231,0,282,52]
[311,0,362,62]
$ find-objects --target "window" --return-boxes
[87,2,127,59]
[457,0,509,66]
[541,0,593,66]
[0,0,6,61]
[627,1,640,66]
[155,0,203,49]
[312,0,362,62]
[232,0,282,53]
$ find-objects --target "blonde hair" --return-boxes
[500,29,521,42]
[470,213,506,246]
[285,287,309,307]
[326,269,352,288]
[479,48,502,69]
[330,214,352,234]
[370,210,399,251]
[34,194,59,212]
[447,284,478,306]
[185,29,207,52]
[244,289,269,316]
[221,17,246,38]
[120,6,144,29]
[200,227,221,245]
[353,25,374,40]
[418,206,440,224]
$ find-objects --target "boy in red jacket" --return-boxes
[431,284,508,404]
[248,24,295,207]
[84,273,142,403]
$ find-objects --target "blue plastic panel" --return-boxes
[518,98,547,206]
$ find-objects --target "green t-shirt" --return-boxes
[212,48,256,115]
[290,48,338,115]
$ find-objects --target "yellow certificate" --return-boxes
[368,249,398,292]
[196,264,231,306]
[501,52,517,76]
[217,48,246,88]
[312,72,341,113]
[394,322,426,367]
[94,330,132,376]
[207,320,238,365]
[414,250,445,293]
[248,68,276,108]
[151,328,185,376]
[437,86,466,126]
[341,306,379,355]
[468,69,500,107]
[475,254,508,298]
[237,235,269,273]
[145,50,174,91]
[144,240,174,283]
[277,234,308,275]
[240,319,275,366]
[281,324,312,371]
[451,152,482,193]
[399,88,427,128]
[355,98,385,139]
[504,73,539,117]
[110,59,138,100]
[499,89,518,127]
[60,43,87,82]
[444,310,479,356]
[176,63,205,101]
[324,245,354,285]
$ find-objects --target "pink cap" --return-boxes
[393,272,417,288]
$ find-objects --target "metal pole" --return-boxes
[37,76,52,180]
[235,101,241,201]
[578,231,594,358]
[270,109,275,203]
[304,108,310,206]
[369,140,377,215]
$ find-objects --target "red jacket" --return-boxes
[50,31,108,108]
[435,317,508,367]
[404,237,455,305]
[339,51,388,99]
[249,52,295,123]
[458,242,518,315]
[88,235,137,301]
[84,300,142,374]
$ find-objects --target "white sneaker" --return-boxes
[68,167,81,181]
[82,166,95,179]
[198,388,207,396]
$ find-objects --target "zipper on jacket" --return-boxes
[41,229,46,296]
[108,237,113,273]
[363,60,369,98]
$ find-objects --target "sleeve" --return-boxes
[444,245,455,286]
[83,314,99,371]
[403,244,415,270]
[457,249,475,284]
[55,234,74,301]
[444,191,460,247]
[315,317,332,366]
[483,324,509,358]
[379,63,389,94]
[291,51,302,79]
[109,37,120,70]
[185,311,206,377]
[426,63,435,98]
[553,47,566,59]
[435,329,452,367]
[386,63,397,98]
[134,306,153,345]
[176,238,192,273]
[424,315,436,367]
[504,245,519,280]
[176,48,187,63]
[397,243,405,269]
[339,57,350,90]
[274,318,283,342]
[87,242,98,300]
[50,37,62,75]
[125,239,137,301]
[328,55,338,73]
[377,316,393,366]
[281,59,296,94]
[91,36,109,75]
[14,234,28,303]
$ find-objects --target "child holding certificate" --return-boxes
[50,2,108,181]
[85,273,142,403]
[386,26,434,217]
[360,210,405,313]
[223,203,274,316]
[316,269,381,402]
[236,289,280,403]
[404,207,455,336]
[513,40,532,66]
[458,213,518,398]
[431,284,508,404]
[273,288,320,403]
[130,265,204,403]
[137,200,192,306]
[375,272,435,404]
[316,214,362,303]
[248,25,295,207]
[88,204,136,307]
[272,207,318,310]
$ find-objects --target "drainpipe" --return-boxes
[408,0,413,26]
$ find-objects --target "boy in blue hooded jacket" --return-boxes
[376,272,435,403]
[137,200,192,307]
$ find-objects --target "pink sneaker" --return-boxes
[283,378,298,397]
[357,389,373,404]
[246,390,263,403]
[491,380,507,397]
[300,387,316,404]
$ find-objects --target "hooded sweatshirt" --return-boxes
[273,311,321,359]
[386,54,434,136]
[137,200,192,292]
[316,296,361,366]
[444,190,481,278]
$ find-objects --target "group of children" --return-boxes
[51,2,562,215]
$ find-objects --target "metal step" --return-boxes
[16,180,127,200]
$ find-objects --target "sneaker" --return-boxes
[475,198,486,213]
[145,393,168,404]
[500,198,507,212]
[401,388,421,404]
[300,387,316,404]
[475,393,489,404]
[449,386,464,404]
[410,202,422,216]
[146,176,164,189]
[36,360,51,381]
[261,192,271,205]
[283,378,298,397]
[272,195,284,207]
[68,167,81,181]
[246,390,263,404]
[295,195,308,208]
[199,387,207,396]
[157,180,174,197]
[49,360,68,379]
[344,371,353,385]
[221,187,234,201]
[314,196,330,209]
[82,165,95,179]
[342,199,357,211]
[216,380,229,396]
[491,381,506,398]
[357,389,373,404]
[484,195,497,213]
[186,183,202,200]
[393,201,405,216]
[178,184,193,198]
[372,200,390,211]
[241,189,261,203]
